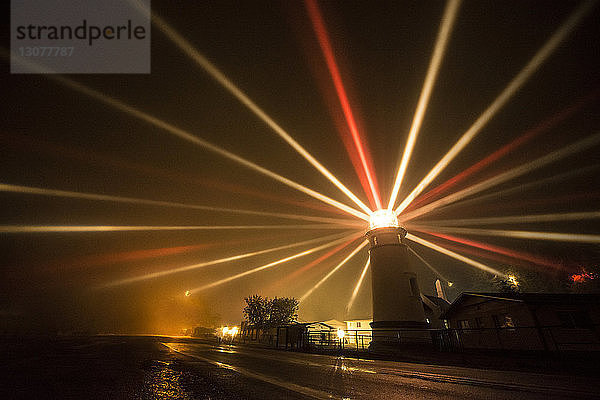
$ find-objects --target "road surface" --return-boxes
[1,336,598,399]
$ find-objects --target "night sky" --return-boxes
[2,1,599,334]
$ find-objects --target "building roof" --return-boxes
[424,295,451,309]
[344,317,372,322]
[440,292,600,320]
[321,319,346,328]
[283,321,335,330]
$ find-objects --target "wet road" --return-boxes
[2,336,599,399]
[163,341,599,399]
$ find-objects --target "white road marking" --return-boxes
[162,343,335,399]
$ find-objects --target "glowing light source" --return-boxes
[394,0,596,215]
[184,290,191,297]
[336,328,346,339]
[387,0,462,209]
[507,274,520,288]
[571,269,597,283]
[368,209,399,230]
[228,326,239,336]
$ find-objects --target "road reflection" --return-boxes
[144,360,190,400]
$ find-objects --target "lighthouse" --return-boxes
[366,210,428,347]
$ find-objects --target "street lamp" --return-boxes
[337,328,345,350]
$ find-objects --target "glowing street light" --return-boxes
[336,328,346,350]
[507,274,519,288]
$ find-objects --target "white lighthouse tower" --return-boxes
[365,210,428,348]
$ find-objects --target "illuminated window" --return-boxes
[493,314,514,328]
[459,320,470,329]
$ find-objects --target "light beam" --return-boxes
[0,132,362,216]
[151,13,373,215]
[406,233,505,276]
[419,165,599,217]
[415,226,600,244]
[0,224,355,233]
[401,132,600,221]
[103,231,356,287]
[407,246,451,282]
[418,211,600,227]
[0,183,362,227]
[408,89,600,209]
[346,258,370,312]
[387,0,462,209]
[305,0,382,209]
[395,0,597,215]
[4,50,369,221]
[190,235,357,293]
[300,240,368,301]
[410,228,567,271]
[269,236,360,291]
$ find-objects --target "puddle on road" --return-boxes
[142,360,191,400]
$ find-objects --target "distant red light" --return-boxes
[571,269,597,283]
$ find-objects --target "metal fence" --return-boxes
[268,325,600,353]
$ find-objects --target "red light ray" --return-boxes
[412,228,570,271]
[52,232,293,271]
[305,0,381,209]
[0,133,345,216]
[64,243,215,268]
[420,237,525,270]
[407,89,600,212]
[266,236,358,292]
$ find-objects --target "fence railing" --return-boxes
[250,324,600,353]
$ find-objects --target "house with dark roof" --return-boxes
[422,294,451,328]
[440,292,600,351]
